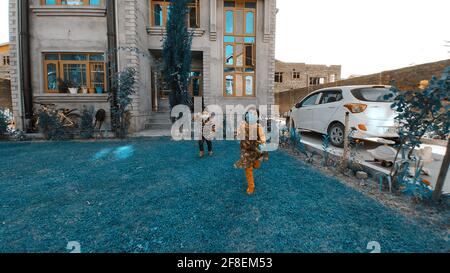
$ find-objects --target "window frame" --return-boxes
[43,52,106,94]
[223,0,257,98]
[150,0,201,29]
[299,92,321,108]
[40,0,104,6]
[2,56,10,66]
[275,72,283,83]
[309,77,326,86]
[318,90,343,104]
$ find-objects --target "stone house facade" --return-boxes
[275,60,341,93]
[9,0,277,132]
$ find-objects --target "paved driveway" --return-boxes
[0,138,447,253]
[299,131,449,194]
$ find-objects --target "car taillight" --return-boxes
[344,103,367,113]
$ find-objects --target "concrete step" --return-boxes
[144,123,173,130]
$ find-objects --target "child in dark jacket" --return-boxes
[196,110,215,158]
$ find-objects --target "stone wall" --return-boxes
[275,60,341,93]
[275,59,450,114]
[0,79,12,110]
[8,0,22,129]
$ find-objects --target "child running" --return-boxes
[234,108,268,195]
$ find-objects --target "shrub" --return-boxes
[80,106,95,139]
[388,67,450,187]
[109,67,136,139]
[38,110,67,140]
[0,108,9,136]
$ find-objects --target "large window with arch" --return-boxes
[41,0,103,6]
[223,0,256,97]
[151,0,200,28]
[43,53,106,94]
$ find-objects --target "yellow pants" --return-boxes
[245,161,261,194]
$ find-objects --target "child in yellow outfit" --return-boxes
[234,109,268,195]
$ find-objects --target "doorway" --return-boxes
[150,50,204,112]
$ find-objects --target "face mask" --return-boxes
[247,113,258,124]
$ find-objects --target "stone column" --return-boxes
[8,0,24,130]
[266,0,277,105]
[209,0,217,41]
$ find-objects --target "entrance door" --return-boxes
[189,70,203,98]
[151,70,171,112]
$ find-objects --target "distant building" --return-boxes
[0,43,10,80]
[275,60,341,93]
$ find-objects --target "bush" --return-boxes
[109,67,136,139]
[80,106,95,139]
[38,110,67,140]
[388,67,450,187]
[0,108,9,136]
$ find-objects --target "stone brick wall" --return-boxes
[8,0,22,129]
[275,60,342,93]
[0,79,12,110]
[275,59,450,114]
[266,0,277,106]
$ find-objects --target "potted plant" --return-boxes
[81,86,88,94]
[67,81,78,95]
[95,85,104,94]
[57,78,69,94]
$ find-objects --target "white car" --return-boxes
[289,85,399,147]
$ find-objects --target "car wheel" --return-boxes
[328,122,345,148]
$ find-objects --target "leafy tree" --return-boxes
[108,67,136,138]
[162,0,193,110]
[388,67,450,188]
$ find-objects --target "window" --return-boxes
[189,71,202,97]
[224,0,257,97]
[309,77,325,86]
[330,74,336,83]
[41,0,102,6]
[2,56,9,66]
[351,88,395,102]
[151,0,200,28]
[300,93,320,107]
[43,53,106,94]
[275,72,283,83]
[292,71,301,79]
[319,90,343,104]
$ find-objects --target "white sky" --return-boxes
[0,0,449,77]
[276,0,450,77]
[0,1,7,45]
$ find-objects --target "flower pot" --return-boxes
[68,88,78,94]
[95,86,104,94]
[81,87,88,94]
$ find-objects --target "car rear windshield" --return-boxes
[351,88,395,102]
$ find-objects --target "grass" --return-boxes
[0,138,448,253]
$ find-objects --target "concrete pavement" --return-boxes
[299,131,449,194]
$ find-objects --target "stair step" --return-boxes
[148,117,172,123]
[144,123,173,130]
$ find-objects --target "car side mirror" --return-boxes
[295,103,301,108]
